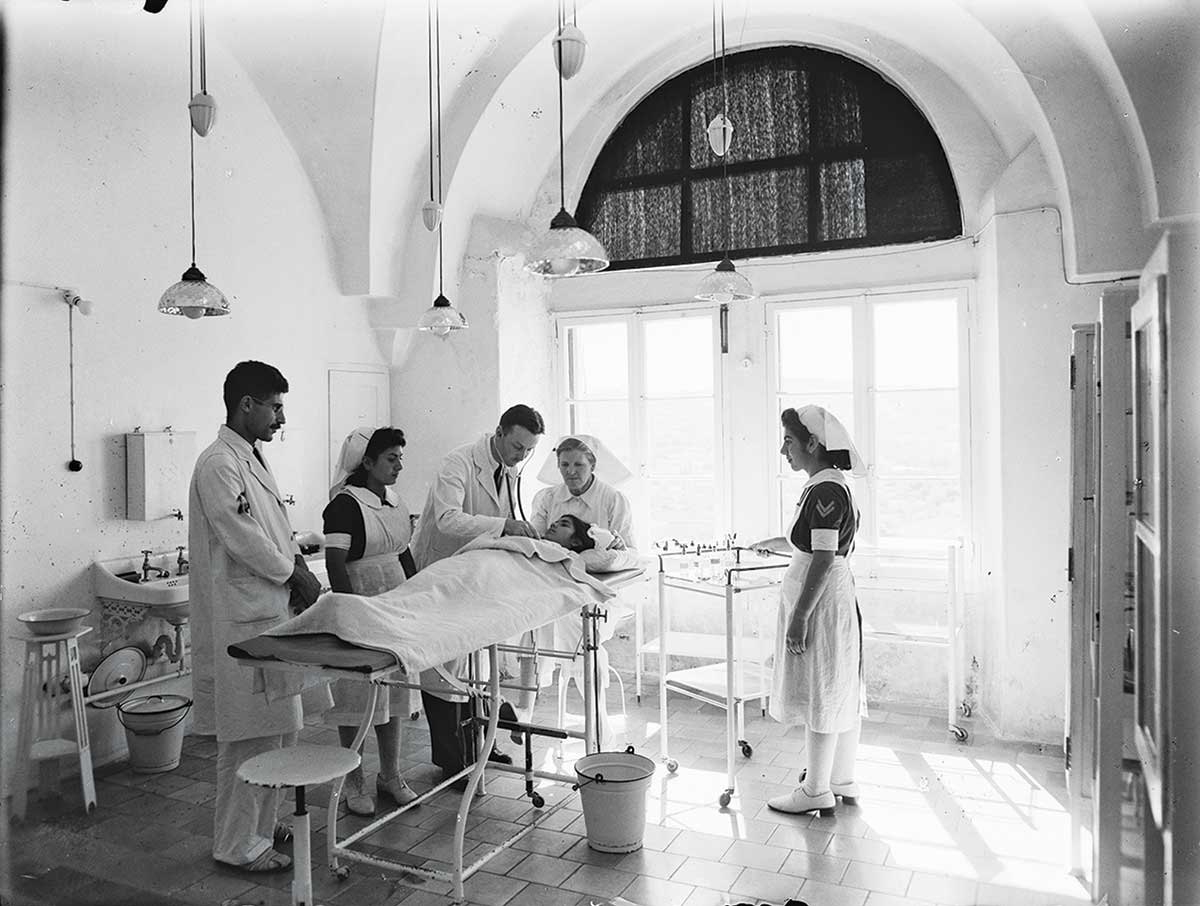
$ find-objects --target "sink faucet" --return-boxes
[141,550,170,582]
[176,546,189,576]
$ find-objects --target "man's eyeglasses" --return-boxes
[249,397,285,415]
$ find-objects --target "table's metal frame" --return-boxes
[232,568,647,905]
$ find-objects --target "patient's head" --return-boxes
[542,515,596,553]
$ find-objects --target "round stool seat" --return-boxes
[237,745,360,789]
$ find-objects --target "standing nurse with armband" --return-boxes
[753,405,868,817]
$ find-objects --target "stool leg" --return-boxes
[66,637,96,813]
[12,644,38,821]
[292,784,313,906]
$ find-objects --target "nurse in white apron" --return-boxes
[322,428,420,816]
[755,406,867,816]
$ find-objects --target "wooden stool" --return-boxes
[237,745,360,906]
[11,626,96,820]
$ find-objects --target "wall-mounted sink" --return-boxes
[94,551,189,617]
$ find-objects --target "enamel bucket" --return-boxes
[574,747,655,853]
[117,694,192,773]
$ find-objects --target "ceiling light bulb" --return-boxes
[707,113,734,157]
[421,200,443,232]
[552,24,587,80]
[183,305,206,320]
[189,92,217,137]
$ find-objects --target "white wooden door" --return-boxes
[327,367,390,487]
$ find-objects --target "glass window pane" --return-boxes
[689,57,810,167]
[1133,325,1158,529]
[567,323,627,399]
[581,184,682,262]
[568,402,631,472]
[875,389,959,476]
[874,298,958,388]
[1135,540,1159,744]
[689,168,809,255]
[645,398,714,475]
[644,318,712,396]
[818,159,865,241]
[777,308,853,394]
[648,477,717,543]
[876,478,961,542]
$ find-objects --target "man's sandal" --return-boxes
[243,848,292,873]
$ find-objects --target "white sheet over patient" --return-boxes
[261,536,614,676]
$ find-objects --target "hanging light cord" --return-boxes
[720,0,732,259]
[67,301,77,463]
[556,0,566,211]
[435,0,445,296]
[188,0,197,267]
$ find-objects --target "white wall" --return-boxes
[0,4,384,793]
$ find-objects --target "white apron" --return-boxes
[768,489,866,733]
[326,487,412,726]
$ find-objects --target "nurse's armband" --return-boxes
[810,528,839,551]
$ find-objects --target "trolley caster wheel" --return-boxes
[531,792,545,809]
[960,702,972,718]
[85,802,96,815]
[334,865,351,880]
[950,725,969,743]
[666,759,678,774]
[740,742,753,759]
[719,791,732,807]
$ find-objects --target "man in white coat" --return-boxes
[189,360,329,873]
[411,403,544,783]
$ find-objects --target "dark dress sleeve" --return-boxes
[321,494,367,562]
[789,481,856,555]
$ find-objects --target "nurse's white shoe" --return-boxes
[767,786,836,816]
[798,769,860,805]
[343,771,375,816]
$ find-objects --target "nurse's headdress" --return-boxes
[791,405,867,478]
[536,433,633,486]
[329,428,372,499]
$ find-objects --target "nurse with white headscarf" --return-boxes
[516,434,637,745]
[754,405,868,818]
[322,427,419,816]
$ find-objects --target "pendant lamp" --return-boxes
[525,0,608,277]
[159,0,228,318]
[417,0,467,336]
[695,0,756,303]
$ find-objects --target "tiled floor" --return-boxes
[3,682,1096,906]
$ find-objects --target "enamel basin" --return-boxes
[94,552,189,614]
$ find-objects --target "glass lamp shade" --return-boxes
[552,24,587,80]
[158,264,230,318]
[189,92,217,137]
[706,112,734,157]
[421,200,443,232]
[695,255,757,302]
[417,293,468,337]
[525,208,609,277]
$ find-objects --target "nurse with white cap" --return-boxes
[516,434,637,745]
[755,405,868,817]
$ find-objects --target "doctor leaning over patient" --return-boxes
[322,427,420,816]
[755,405,868,818]
[189,360,332,874]
[409,404,545,787]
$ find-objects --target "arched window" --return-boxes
[577,46,962,270]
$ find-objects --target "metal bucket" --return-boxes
[574,747,655,853]
[117,694,191,774]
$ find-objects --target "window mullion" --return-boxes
[854,294,876,547]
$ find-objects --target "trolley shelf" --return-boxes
[640,631,772,663]
[665,662,771,705]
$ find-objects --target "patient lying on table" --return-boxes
[516,515,637,748]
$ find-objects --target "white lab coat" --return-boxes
[410,434,518,570]
[189,425,312,742]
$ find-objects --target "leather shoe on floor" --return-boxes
[487,746,513,765]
